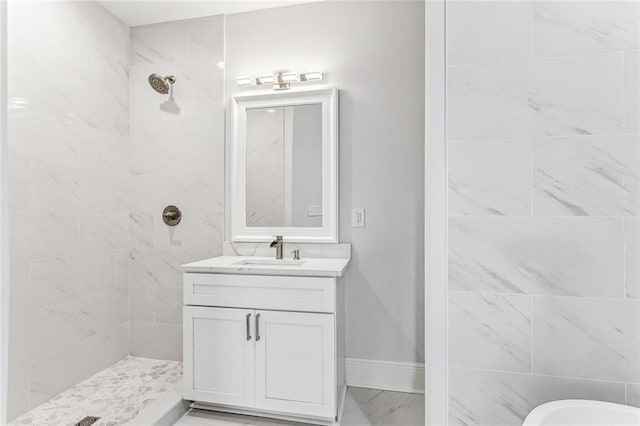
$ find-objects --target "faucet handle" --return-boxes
[272,235,283,241]
[291,249,300,260]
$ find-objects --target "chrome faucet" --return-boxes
[270,236,283,259]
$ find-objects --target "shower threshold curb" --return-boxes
[130,379,190,426]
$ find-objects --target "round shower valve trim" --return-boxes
[162,205,182,226]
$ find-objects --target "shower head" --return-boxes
[148,74,176,94]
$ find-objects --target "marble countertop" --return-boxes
[182,256,351,277]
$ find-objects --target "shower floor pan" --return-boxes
[10,356,186,426]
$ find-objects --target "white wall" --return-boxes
[446,2,640,424]
[225,1,425,365]
[128,15,225,360]
[7,1,130,419]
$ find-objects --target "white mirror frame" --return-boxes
[230,86,339,243]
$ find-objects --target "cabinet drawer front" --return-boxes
[184,274,336,313]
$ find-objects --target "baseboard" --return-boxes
[345,358,425,394]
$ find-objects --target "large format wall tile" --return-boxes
[26,300,78,363]
[7,363,29,421]
[153,210,223,251]
[30,346,84,408]
[533,1,640,58]
[626,217,640,299]
[626,51,640,133]
[446,1,531,65]
[531,53,624,137]
[29,161,81,210]
[533,134,640,216]
[9,152,29,209]
[8,112,79,167]
[130,284,156,322]
[78,290,118,339]
[130,20,189,65]
[533,297,640,382]
[156,284,183,324]
[448,62,533,140]
[79,171,129,211]
[448,53,624,139]
[129,16,225,360]
[29,256,79,309]
[447,1,640,422]
[129,211,154,249]
[448,139,531,215]
[78,211,129,252]
[449,292,531,372]
[130,174,219,214]
[77,129,129,174]
[449,217,624,297]
[30,328,119,408]
[8,1,130,418]
[76,251,114,296]
[10,210,78,260]
[130,249,187,287]
[130,321,183,361]
[449,367,626,426]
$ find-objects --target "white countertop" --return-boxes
[182,256,351,277]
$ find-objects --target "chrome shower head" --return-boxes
[148,74,176,94]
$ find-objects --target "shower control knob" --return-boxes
[162,205,182,226]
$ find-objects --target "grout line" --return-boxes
[27,362,32,411]
[446,132,640,144]
[529,0,533,62]
[530,138,534,217]
[530,295,534,374]
[623,51,626,132]
[449,289,639,302]
[449,365,632,386]
[624,218,628,298]
[447,50,627,69]
[448,214,636,219]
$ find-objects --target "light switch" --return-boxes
[351,208,365,227]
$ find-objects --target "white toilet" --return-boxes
[523,400,640,426]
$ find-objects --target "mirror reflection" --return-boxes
[245,104,323,228]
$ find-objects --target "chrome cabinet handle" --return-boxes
[246,313,252,341]
[255,313,261,341]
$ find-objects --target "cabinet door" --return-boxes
[255,310,335,418]
[184,306,255,407]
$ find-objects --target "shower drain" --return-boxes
[74,416,100,426]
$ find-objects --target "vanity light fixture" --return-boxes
[236,76,256,87]
[236,71,324,90]
[303,71,323,81]
[281,72,300,83]
[257,74,277,85]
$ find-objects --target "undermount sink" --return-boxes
[234,259,306,266]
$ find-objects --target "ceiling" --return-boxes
[98,0,319,27]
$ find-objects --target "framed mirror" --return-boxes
[230,87,339,243]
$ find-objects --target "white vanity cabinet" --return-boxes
[182,259,348,426]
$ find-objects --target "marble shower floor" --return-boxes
[174,388,425,426]
[10,356,183,426]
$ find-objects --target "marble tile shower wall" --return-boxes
[7,1,130,420]
[128,16,225,360]
[447,2,640,425]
